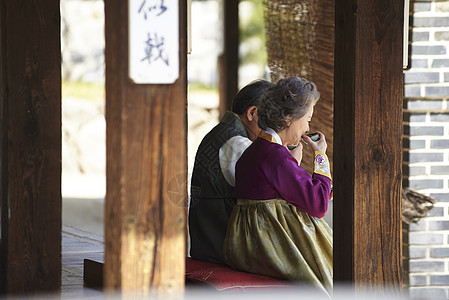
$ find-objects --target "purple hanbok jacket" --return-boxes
[233,137,332,219]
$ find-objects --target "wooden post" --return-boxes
[218,0,239,118]
[0,0,61,294]
[334,0,403,292]
[104,0,187,296]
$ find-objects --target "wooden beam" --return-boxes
[0,0,61,294]
[104,0,187,296]
[334,0,403,292]
[218,0,239,118]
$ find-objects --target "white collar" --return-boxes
[263,128,283,145]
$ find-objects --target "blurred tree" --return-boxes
[239,0,267,76]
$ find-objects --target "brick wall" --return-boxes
[403,1,449,298]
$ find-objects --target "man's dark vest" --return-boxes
[189,112,248,264]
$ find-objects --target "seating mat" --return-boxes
[185,257,294,291]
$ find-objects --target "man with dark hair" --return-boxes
[189,80,274,264]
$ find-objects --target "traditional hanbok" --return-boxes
[223,130,333,293]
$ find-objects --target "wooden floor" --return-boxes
[61,225,104,299]
[60,226,334,299]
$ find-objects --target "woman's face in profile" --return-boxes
[285,105,314,145]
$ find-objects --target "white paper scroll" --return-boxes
[129,0,179,84]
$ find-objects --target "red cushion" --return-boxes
[185,257,292,291]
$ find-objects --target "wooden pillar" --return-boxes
[218,0,239,118]
[104,0,187,296]
[0,0,61,294]
[334,0,403,292]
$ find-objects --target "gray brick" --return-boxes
[431,140,449,149]
[410,59,428,68]
[408,140,426,150]
[412,31,429,42]
[406,99,443,110]
[410,113,427,122]
[409,113,427,122]
[430,113,449,122]
[410,126,444,136]
[426,86,449,97]
[412,45,446,55]
[431,247,449,258]
[429,220,449,231]
[411,140,426,149]
[409,220,426,231]
[413,2,431,12]
[409,246,426,259]
[435,31,449,41]
[409,274,427,286]
[409,288,448,299]
[431,166,449,175]
[413,17,449,27]
[409,153,444,163]
[429,193,449,202]
[409,261,445,272]
[404,112,426,122]
[404,86,421,97]
[436,2,449,12]
[432,59,449,68]
[429,207,444,217]
[404,72,439,84]
[430,275,449,286]
[410,179,444,190]
[410,233,444,245]
[410,166,426,176]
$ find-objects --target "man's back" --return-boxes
[189,112,247,264]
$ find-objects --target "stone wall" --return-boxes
[403,1,449,298]
[61,0,105,83]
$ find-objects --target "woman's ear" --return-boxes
[246,106,258,122]
[285,115,292,127]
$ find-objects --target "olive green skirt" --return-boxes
[223,199,333,292]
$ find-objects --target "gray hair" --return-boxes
[258,77,320,131]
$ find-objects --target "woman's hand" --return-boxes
[302,131,327,153]
[289,142,303,166]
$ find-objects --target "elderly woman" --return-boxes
[223,77,333,293]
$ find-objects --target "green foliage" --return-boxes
[188,81,217,93]
[239,0,267,67]
[62,80,105,102]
